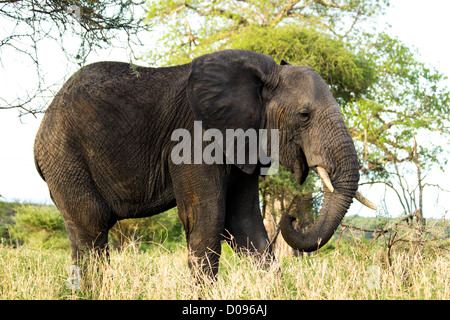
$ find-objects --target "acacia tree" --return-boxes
[146,0,386,66]
[345,33,450,222]
[0,0,148,114]
[146,0,450,224]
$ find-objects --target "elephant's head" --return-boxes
[187,49,375,252]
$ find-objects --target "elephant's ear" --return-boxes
[187,49,278,174]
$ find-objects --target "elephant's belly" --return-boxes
[111,186,177,219]
[91,162,177,219]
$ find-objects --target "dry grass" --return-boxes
[0,237,448,300]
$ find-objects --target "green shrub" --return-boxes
[109,208,185,250]
[0,201,17,242]
[3,202,185,251]
[9,204,69,250]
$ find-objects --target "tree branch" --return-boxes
[185,2,249,26]
[272,0,309,25]
[0,0,148,114]
[314,0,347,9]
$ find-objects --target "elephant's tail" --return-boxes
[34,156,46,182]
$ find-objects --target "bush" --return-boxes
[109,208,185,251]
[9,204,69,250]
[0,201,17,242]
[2,202,185,251]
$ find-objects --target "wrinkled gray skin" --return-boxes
[34,49,359,280]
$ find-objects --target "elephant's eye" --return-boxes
[298,111,310,122]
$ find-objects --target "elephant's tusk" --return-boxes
[316,166,334,193]
[355,191,378,210]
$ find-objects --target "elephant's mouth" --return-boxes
[293,157,309,186]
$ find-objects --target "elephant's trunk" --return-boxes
[280,140,360,252]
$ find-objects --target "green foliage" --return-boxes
[345,33,450,180]
[260,165,321,221]
[9,204,69,250]
[1,202,185,251]
[109,208,185,250]
[145,0,388,68]
[228,25,377,103]
[0,201,17,241]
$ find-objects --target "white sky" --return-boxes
[0,0,449,218]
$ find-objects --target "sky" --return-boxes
[0,0,449,218]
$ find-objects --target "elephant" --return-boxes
[34,49,375,280]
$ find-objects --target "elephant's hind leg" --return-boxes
[49,179,116,266]
[225,169,275,266]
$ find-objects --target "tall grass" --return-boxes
[1,238,448,299]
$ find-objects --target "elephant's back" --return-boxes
[48,61,190,114]
[34,61,192,212]
[38,61,192,148]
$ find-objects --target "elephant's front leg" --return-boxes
[225,168,274,265]
[171,165,227,282]
[182,201,225,282]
